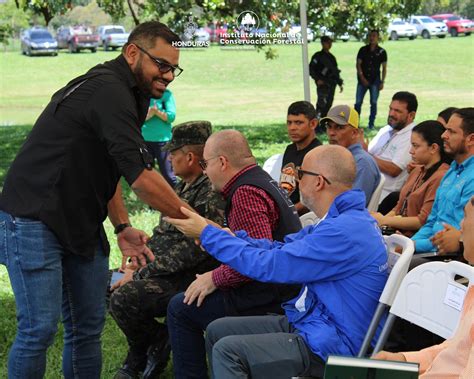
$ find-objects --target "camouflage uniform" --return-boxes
[110,121,225,363]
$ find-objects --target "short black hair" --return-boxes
[320,36,332,43]
[392,91,418,113]
[287,101,317,121]
[438,107,458,124]
[369,29,380,35]
[453,107,474,135]
[124,21,181,50]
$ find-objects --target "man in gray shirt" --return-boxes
[322,105,381,205]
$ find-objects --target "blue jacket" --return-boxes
[200,189,388,360]
[412,156,474,252]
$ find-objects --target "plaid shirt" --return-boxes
[211,164,279,289]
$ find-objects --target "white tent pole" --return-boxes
[299,0,311,103]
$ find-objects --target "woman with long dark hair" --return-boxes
[371,120,450,236]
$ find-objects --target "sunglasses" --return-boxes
[134,44,183,77]
[199,156,220,170]
[295,167,331,185]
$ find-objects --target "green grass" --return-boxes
[0,36,473,377]
[1,37,473,127]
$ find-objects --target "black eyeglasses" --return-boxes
[199,156,219,170]
[134,44,183,77]
[295,167,331,185]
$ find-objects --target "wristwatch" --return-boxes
[114,222,132,235]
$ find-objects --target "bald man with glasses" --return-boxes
[166,144,388,379]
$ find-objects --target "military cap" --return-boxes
[163,121,212,151]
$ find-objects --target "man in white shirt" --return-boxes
[368,91,418,202]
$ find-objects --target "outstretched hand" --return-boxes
[164,206,209,238]
[117,227,155,269]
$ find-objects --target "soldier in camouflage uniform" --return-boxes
[110,121,225,379]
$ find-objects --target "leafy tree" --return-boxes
[0,0,30,45]
[49,0,111,30]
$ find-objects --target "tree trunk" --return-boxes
[40,5,53,26]
[126,0,140,25]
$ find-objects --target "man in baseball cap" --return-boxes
[321,105,381,205]
[110,120,225,379]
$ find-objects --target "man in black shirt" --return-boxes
[281,101,322,215]
[0,22,189,379]
[309,36,344,120]
[354,30,388,129]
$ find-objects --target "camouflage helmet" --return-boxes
[163,121,212,151]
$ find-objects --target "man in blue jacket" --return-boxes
[165,145,388,378]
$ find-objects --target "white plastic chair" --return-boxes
[262,153,283,182]
[371,260,474,356]
[358,234,415,357]
[367,175,385,212]
[299,211,320,227]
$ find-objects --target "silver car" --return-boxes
[387,19,418,40]
[409,16,448,39]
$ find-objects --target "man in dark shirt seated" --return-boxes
[165,130,302,379]
[282,101,322,214]
[166,145,388,379]
[109,121,226,379]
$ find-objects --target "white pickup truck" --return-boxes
[97,25,130,51]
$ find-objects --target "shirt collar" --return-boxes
[451,155,474,174]
[221,164,257,199]
[103,55,140,91]
[348,143,363,152]
[388,122,416,136]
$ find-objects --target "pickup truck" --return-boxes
[431,14,473,37]
[56,26,99,53]
[97,25,129,51]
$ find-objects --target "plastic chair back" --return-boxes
[262,153,283,182]
[299,211,320,227]
[389,260,474,339]
[357,235,414,357]
[367,175,385,212]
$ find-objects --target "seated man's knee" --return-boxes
[212,335,242,361]
[109,281,139,317]
[205,317,230,347]
[166,292,187,319]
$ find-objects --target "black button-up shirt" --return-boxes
[357,44,388,84]
[0,55,152,258]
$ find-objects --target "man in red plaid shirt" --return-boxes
[165,129,302,379]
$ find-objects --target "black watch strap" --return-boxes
[114,223,132,235]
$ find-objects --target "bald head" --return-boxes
[206,130,256,169]
[304,145,356,189]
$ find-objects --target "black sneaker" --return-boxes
[142,341,172,379]
[114,351,147,379]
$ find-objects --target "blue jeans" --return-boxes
[167,290,226,379]
[0,211,109,379]
[354,80,381,129]
[145,141,177,187]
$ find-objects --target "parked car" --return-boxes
[56,26,99,53]
[409,16,448,39]
[21,27,58,56]
[431,14,473,37]
[318,26,350,42]
[97,25,129,51]
[387,19,418,40]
